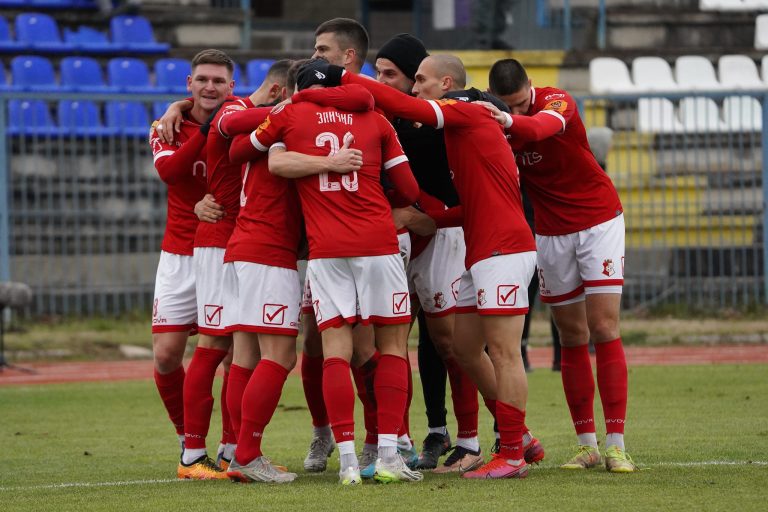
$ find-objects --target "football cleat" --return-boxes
[560,445,602,470]
[177,455,228,480]
[373,455,424,483]
[303,436,335,472]
[604,445,638,473]
[433,445,484,474]
[523,437,545,465]
[358,446,378,477]
[399,445,419,469]
[414,432,452,470]
[227,456,297,483]
[462,454,528,479]
[339,466,362,485]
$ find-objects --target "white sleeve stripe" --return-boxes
[216,115,227,137]
[426,100,444,129]
[250,131,268,152]
[153,150,174,163]
[383,154,409,169]
[268,142,286,152]
[541,109,566,132]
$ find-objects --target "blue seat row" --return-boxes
[0,13,169,54]
[7,98,165,137]
[0,1,96,8]
[0,55,275,95]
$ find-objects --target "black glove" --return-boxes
[443,88,510,113]
[296,58,344,91]
[200,104,223,136]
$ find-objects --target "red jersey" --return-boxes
[250,85,418,259]
[508,86,623,235]
[342,72,535,268]
[150,117,207,256]
[194,96,255,249]
[410,191,445,259]
[220,106,303,270]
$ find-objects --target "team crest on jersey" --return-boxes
[602,259,615,277]
[255,116,271,135]
[543,99,568,114]
[477,289,487,306]
[435,98,458,106]
[433,292,446,309]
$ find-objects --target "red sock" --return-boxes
[561,344,596,435]
[323,357,356,444]
[220,371,236,445]
[301,352,329,427]
[595,338,628,434]
[483,397,497,419]
[352,351,379,445]
[398,355,413,438]
[183,346,228,449]
[154,365,185,436]
[226,364,253,440]
[374,354,408,437]
[496,401,525,460]
[445,358,479,439]
[235,359,289,464]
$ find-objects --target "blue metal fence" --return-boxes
[0,89,765,316]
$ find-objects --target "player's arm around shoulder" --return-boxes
[268,133,363,179]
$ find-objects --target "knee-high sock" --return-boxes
[225,364,253,440]
[398,354,413,437]
[323,357,356,444]
[561,344,596,435]
[235,360,289,464]
[220,371,236,445]
[351,352,379,445]
[496,400,525,460]
[301,352,329,428]
[445,357,479,439]
[154,365,185,436]
[183,346,228,449]
[417,312,448,428]
[595,338,628,434]
[375,354,408,437]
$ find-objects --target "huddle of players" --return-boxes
[149,17,636,485]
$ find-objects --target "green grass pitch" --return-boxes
[2,364,767,511]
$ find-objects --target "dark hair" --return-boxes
[191,49,234,76]
[265,59,294,86]
[286,58,310,93]
[315,17,369,64]
[488,58,528,96]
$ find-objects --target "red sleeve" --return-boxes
[229,133,267,165]
[384,162,419,207]
[507,111,566,142]
[292,84,374,112]
[218,106,271,137]
[427,205,463,229]
[151,128,206,185]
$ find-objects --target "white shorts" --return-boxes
[455,252,537,316]
[226,261,301,337]
[398,231,411,270]
[537,214,625,306]
[306,254,411,331]
[152,251,197,333]
[194,247,231,336]
[408,227,465,317]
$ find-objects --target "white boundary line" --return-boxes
[1,461,766,492]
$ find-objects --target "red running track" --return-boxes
[1,345,767,386]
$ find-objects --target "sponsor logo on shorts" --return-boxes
[433,292,446,309]
[263,303,288,325]
[451,278,461,300]
[312,299,322,323]
[204,304,223,327]
[602,259,615,277]
[477,289,487,306]
[152,298,167,325]
[497,284,520,306]
[393,292,409,314]
[153,299,159,318]
[621,256,625,277]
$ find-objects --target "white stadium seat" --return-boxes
[718,55,767,89]
[589,57,637,94]
[679,97,727,132]
[701,0,768,11]
[723,95,763,131]
[637,98,684,133]
[675,56,724,91]
[755,14,768,49]
[761,54,768,82]
[632,56,680,92]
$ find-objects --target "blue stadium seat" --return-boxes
[15,12,75,53]
[152,101,170,121]
[8,99,62,137]
[0,62,15,91]
[110,15,169,54]
[0,16,24,53]
[107,57,156,94]
[361,61,377,78]
[29,0,81,7]
[154,58,191,94]
[58,100,118,137]
[246,59,274,89]
[105,101,150,137]
[61,56,117,93]
[232,62,250,97]
[0,1,27,7]
[11,55,66,92]
[64,26,120,54]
